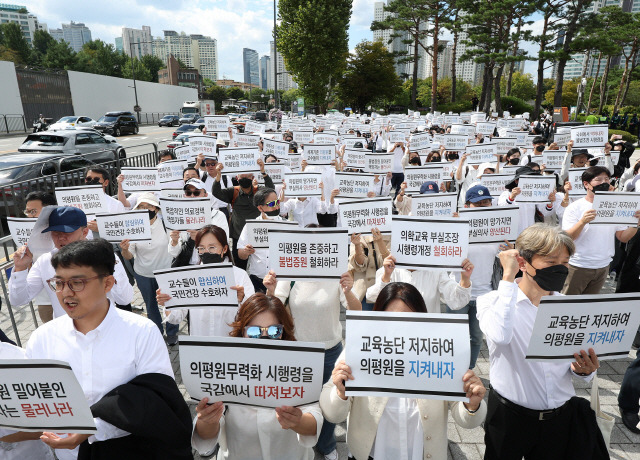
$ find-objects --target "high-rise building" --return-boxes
[422,40,453,80]
[115,37,123,53]
[451,22,485,87]
[243,48,259,86]
[259,55,271,90]
[269,41,297,91]
[49,21,92,52]
[191,34,219,81]
[0,4,46,45]
[152,31,218,82]
[122,26,153,59]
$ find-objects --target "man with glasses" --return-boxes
[561,166,640,294]
[9,207,133,319]
[198,155,230,219]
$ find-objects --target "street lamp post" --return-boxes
[273,0,279,110]
[128,39,154,124]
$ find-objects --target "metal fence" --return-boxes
[0,115,28,134]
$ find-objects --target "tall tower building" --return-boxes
[269,41,297,91]
[243,48,259,86]
[259,55,271,90]
[122,26,153,59]
[49,21,91,52]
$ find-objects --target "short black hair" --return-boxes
[87,167,109,181]
[505,148,521,159]
[158,151,175,161]
[582,166,611,184]
[51,239,115,275]
[254,187,277,207]
[264,154,278,162]
[373,282,427,313]
[532,136,546,145]
[25,191,56,206]
[182,166,199,177]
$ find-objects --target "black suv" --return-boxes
[94,111,139,136]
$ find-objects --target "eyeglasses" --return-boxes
[196,245,222,254]
[23,208,38,216]
[264,199,280,207]
[204,162,217,167]
[185,190,203,196]
[85,177,102,184]
[244,324,284,339]
[46,275,105,292]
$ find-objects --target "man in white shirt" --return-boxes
[279,184,339,227]
[477,224,600,460]
[25,238,174,460]
[10,207,134,319]
[561,166,640,295]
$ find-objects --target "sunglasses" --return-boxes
[204,161,217,167]
[85,177,102,184]
[185,190,203,196]
[264,199,280,207]
[244,324,284,339]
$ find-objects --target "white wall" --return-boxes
[67,70,197,120]
[0,61,24,116]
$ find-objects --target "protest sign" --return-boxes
[516,175,556,203]
[343,148,368,169]
[345,311,470,401]
[510,130,528,147]
[570,124,608,148]
[157,159,188,187]
[212,129,231,142]
[568,168,587,197]
[391,217,468,270]
[179,336,324,408]
[302,144,335,165]
[458,207,519,243]
[159,197,210,231]
[218,147,260,173]
[161,188,186,199]
[443,134,467,151]
[314,133,338,144]
[480,173,513,196]
[342,137,362,149]
[470,113,487,124]
[465,143,498,165]
[95,210,152,242]
[388,131,408,144]
[205,115,229,131]
[263,139,290,160]
[365,153,394,174]
[257,162,286,185]
[120,167,159,192]
[283,172,322,197]
[338,197,392,235]
[268,228,348,280]
[243,219,299,249]
[0,359,96,433]
[542,150,567,171]
[404,165,444,193]
[554,132,571,146]
[189,134,217,157]
[410,193,457,217]
[444,115,461,126]
[450,124,476,137]
[173,145,191,161]
[525,293,640,361]
[335,172,375,198]
[492,137,518,154]
[6,217,37,247]
[592,192,640,225]
[55,185,106,215]
[235,134,261,147]
[287,153,302,171]
[244,120,265,134]
[293,131,314,143]
[154,263,238,309]
[409,133,431,150]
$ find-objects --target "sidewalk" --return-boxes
[1,276,639,459]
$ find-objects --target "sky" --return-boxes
[27,0,541,82]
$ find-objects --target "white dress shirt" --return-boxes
[476,280,593,411]
[129,219,173,278]
[366,267,471,313]
[497,190,554,234]
[25,303,173,460]
[279,197,336,228]
[371,398,423,460]
[236,214,284,278]
[9,249,134,318]
[191,403,322,460]
[453,243,500,300]
[167,209,230,261]
[103,195,125,213]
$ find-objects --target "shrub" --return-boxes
[501,96,534,115]
[609,129,637,144]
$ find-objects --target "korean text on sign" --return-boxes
[95,210,152,242]
[54,185,106,214]
[338,197,392,235]
[458,207,519,243]
[159,197,210,231]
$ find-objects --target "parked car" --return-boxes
[94,112,139,136]
[255,111,268,121]
[158,115,180,127]
[18,131,123,164]
[172,124,198,139]
[179,113,199,125]
[48,116,97,131]
[167,133,191,150]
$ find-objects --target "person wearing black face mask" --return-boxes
[119,192,178,344]
[561,166,640,295]
[477,224,603,460]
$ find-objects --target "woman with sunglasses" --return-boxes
[191,293,322,459]
[157,225,255,337]
[320,282,486,460]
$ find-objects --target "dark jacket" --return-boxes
[566,396,610,460]
[172,236,196,268]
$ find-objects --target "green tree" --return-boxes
[122,56,152,81]
[76,40,126,77]
[205,84,227,110]
[277,0,352,113]
[500,72,536,101]
[140,54,164,82]
[545,78,579,107]
[226,87,246,100]
[612,12,640,112]
[335,40,401,113]
[42,40,77,70]
[249,87,267,101]
[281,88,300,105]
[176,57,188,68]
[1,22,30,63]
[30,29,56,65]
[203,78,216,87]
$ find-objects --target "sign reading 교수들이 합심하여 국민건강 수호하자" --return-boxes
[243,219,299,249]
[120,167,159,192]
[344,311,470,402]
[153,262,238,309]
[268,227,348,280]
[338,197,392,235]
[55,185,107,215]
[159,197,211,231]
[514,175,557,203]
[410,193,457,218]
[457,206,519,244]
[95,210,152,243]
[391,216,468,270]
[525,293,640,361]
[179,336,325,408]
[0,359,97,433]
[6,217,37,247]
[591,192,640,225]
[570,124,608,148]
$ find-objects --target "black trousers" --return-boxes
[619,354,640,413]
[231,237,248,271]
[484,389,571,460]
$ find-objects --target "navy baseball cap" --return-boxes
[420,181,440,194]
[42,207,88,233]
[466,185,492,203]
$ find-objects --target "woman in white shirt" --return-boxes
[320,282,486,460]
[191,293,322,459]
[157,225,255,337]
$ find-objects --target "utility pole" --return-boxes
[273,0,279,110]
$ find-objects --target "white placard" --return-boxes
[157,159,188,185]
[315,133,338,144]
[268,228,348,280]
[244,120,265,134]
[0,359,96,433]
[7,217,37,247]
[404,165,444,193]
[159,197,211,231]
[55,185,106,214]
[257,162,286,185]
[542,150,567,171]
[465,143,498,165]
[554,132,571,146]
[95,210,151,242]
[450,124,476,137]
[335,172,375,198]
[287,153,302,171]
[516,175,557,203]
[179,336,324,408]
[391,217,468,270]
[243,219,299,249]
[235,134,261,147]
[341,137,361,149]
[365,153,394,174]
[410,193,457,217]
[525,293,640,361]
[592,192,640,225]
[343,148,368,169]
[474,121,495,135]
[388,131,408,144]
[570,124,608,148]
[212,130,231,142]
[443,134,467,151]
[568,168,587,197]
[338,197,392,235]
[444,115,461,126]
[293,131,314,143]
[263,139,290,160]
[205,115,229,131]
[154,263,238,309]
[173,145,191,161]
[283,172,322,197]
[189,134,217,157]
[161,188,186,199]
[302,144,335,165]
[458,207,519,243]
[121,167,159,192]
[493,137,518,154]
[409,133,431,150]
[218,147,260,173]
[345,311,470,402]
[480,173,513,196]
[470,113,487,125]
